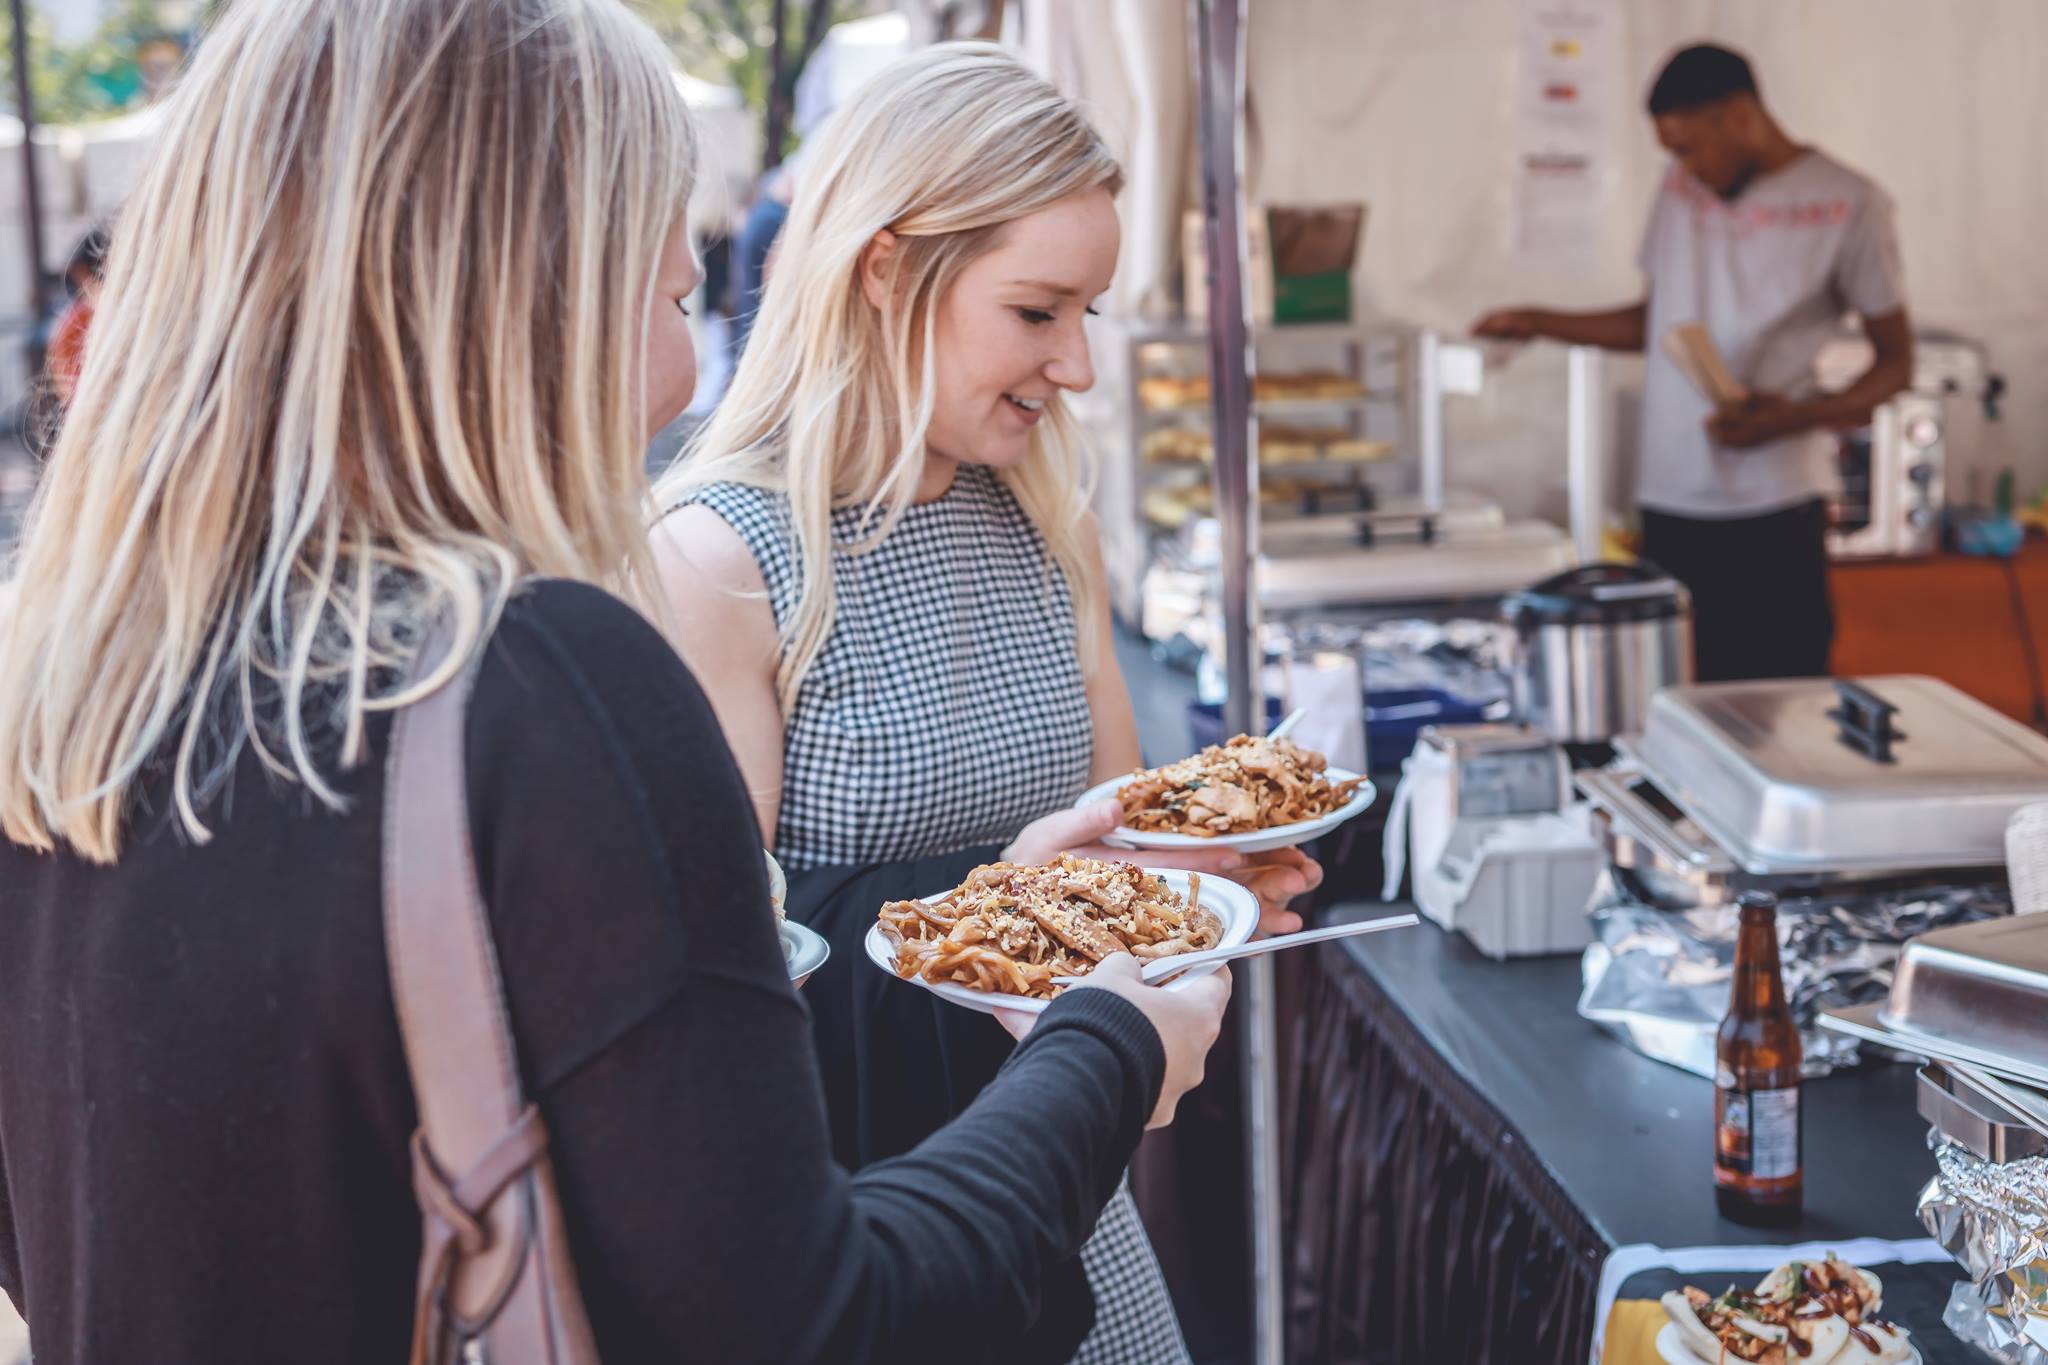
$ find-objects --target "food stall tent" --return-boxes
[1014,4,2048,1363]
[1026,0,2048,549]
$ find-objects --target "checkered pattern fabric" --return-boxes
[687,470,1094,873]
[1074,1182,1194,1365]
[687,473,1189,1364]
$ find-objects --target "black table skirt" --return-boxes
[1279,942,1607,1365]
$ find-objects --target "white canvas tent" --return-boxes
[1025,0,2048,524]
[793,11,914,140]
[676,70,759,234]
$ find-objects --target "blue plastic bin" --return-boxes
[1362,687,1494,769]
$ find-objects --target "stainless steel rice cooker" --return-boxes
[1503,562,1693,745]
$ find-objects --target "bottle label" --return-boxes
[1716,1084,1801,1181]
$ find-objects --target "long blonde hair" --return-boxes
[658,43,1120,713]
[0,0,695,861]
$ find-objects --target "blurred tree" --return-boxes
[3,4,72,123]
[642,0,870,169]
[2,0,207,125]
[13,1,884,164]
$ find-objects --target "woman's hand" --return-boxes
[1004,799,1322,935]
[1003,798,1246,874]
[997,954,1231,1129]
[1230,846,1321,936]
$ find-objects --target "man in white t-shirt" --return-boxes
[1475,44,1913,681]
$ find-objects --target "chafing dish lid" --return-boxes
[1882,914,2048,1071]
[1619,675,2048,875]
[1503,560,1690,626]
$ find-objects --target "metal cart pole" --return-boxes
[1189,2,1281,1361]
[9,0,51,374]
[1416,329,1445,516]
[1566,344,1606,562]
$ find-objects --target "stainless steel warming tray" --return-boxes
[1585,675,2046,1078]
[1613,675,2048,878]
[1918,1063,2048,1164]
[1880,914,2048,1069]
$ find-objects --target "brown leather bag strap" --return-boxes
[384,607,601,1365]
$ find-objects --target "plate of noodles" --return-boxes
[1074,734,1375,854]
[866,855,1257,1015]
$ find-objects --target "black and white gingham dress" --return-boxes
[687,470,1191,1365]
[689,467,1093,873]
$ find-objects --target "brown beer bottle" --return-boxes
[1714,891,1803,1226]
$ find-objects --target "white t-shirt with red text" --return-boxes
[1637,150,1906,518]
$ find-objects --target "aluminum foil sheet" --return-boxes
[1576,874,2007,1079]
[1920,1137,2048,1362]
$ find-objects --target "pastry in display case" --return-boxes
[1140,423,1394,466]
[1137,369,1370,412]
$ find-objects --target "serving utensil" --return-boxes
[1052,913,1417,987]
[1267,707,1306,742]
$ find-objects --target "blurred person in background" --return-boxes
[1475,43,1911,682]
[17,226,114,458]
[46,227,112,408]
[731,155,796,360]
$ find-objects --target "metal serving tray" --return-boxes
[1821,1002,2048,1091]
[1879,914,2048,1069]
[1918,1062,2048,1164]
[1575,763,1737,907]
[1620,675,2048,877]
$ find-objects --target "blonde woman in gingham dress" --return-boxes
[653,46,1319,1365]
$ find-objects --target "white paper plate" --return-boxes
[1654,1320,1917,1365]
[780,919,830,989]
[864,868,1257,1016]
[1074,767,1375,854]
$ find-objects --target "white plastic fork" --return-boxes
[1267,707,1306,742]
[1051,913,1419,987]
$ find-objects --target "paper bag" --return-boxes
[1661,323,1747,405]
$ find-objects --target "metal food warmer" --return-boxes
[1821,915,2048,1362]
[1577,674,2048,908]
[1573,674,2048,1082]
